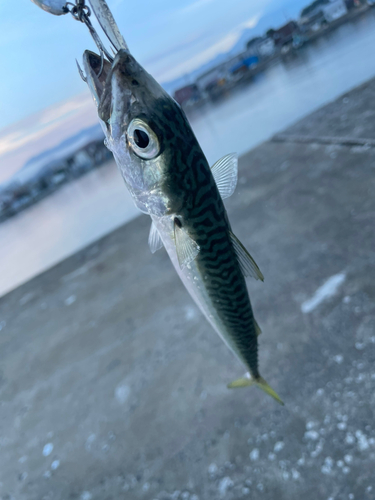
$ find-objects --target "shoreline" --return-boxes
[1,74,375,499]
[2,4,374,225]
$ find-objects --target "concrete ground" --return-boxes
[1,78,375,500]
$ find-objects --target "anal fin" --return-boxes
[174,218,200,269]
[148,221,163,253]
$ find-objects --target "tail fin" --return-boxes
[227,374,284,405]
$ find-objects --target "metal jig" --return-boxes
[31,0,126,81]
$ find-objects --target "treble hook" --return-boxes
[96,46,105,78]
[84,16,113,64]
[31,0,128,54]
[31,0,121,82]
[75,59,87,82]
[65,0,114,74]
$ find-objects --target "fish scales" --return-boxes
[150,99,260,372]
[82,48,283,405]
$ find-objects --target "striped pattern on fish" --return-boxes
[82,48,283,405]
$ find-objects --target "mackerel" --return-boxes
[82,48,283,405]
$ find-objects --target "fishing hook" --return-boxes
[75,59,87,82]
[97,47,105,78]
[65,0,113,81]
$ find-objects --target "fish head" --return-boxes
[83,49,188,215]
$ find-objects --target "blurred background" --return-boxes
[1,0,375,296]
[1,1,375,499]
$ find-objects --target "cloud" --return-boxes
[0,120,67,158]
[179,0,216,15]
[241,14,262,30]
[0,94,93,158]
[149,13,262,82]
[39,96,92,126]
[142,31,207,67]
[0,91,99,184]
[0,131,24,157]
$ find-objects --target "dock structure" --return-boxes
[1,76,375,499]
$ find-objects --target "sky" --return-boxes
[0,0,308,184]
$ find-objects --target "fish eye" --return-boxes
[127,118,159,159]
[133,129,149,149]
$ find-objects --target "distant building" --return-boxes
[246,36,261,53]
[345,0,359,9]
[246,36,275,58]
[195,66,228,93]
[300,0,348,28]
[0,187,13,216]
[173,84,201,106]
[0,136,111,221]
[322,0,348,21]
[269,21,300,48]
[258,37,276,57]
[229,56,259,75]
[299,9,326,32]
[301,0,329,19]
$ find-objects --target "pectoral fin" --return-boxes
[174,218,200,269]
[229,231,264,281]
[148,222,163,253]
[228,374,284,405]
[211,153,238,199]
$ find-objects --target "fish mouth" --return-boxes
[82,50,112,108]
[83,49,167,140]
[83,49,135,129]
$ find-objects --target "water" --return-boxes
[1,11,375,297]
[0,164,139,297]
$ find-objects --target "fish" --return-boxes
[81,48,284,405]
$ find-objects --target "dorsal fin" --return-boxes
[229,231,264,281]
[211,153,238,199]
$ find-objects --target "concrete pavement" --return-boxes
[0,78,375,500]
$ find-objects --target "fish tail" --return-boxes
[227,374,284,405]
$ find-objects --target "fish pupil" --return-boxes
[174,217,182,228]
[134,129,149,148]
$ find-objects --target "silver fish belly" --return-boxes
[151,215,230,345]
[81,47,283,405]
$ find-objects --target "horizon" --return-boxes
[0,0,309,184]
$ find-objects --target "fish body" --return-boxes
[152,212,257,369]
[82,48,283,404]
